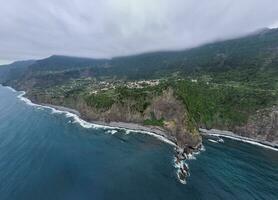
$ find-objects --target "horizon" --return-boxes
[1,26,277,65]
[1,0,278,64]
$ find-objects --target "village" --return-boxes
[88,79,161,94]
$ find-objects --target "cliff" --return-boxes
[235,106,278,145]
[27,87,202,149]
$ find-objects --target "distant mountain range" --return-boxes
[1,27,277,88]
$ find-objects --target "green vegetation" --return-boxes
[85,92,115,109]
[143,112,164,126]
[83,83,167,112]
[143,118,164,126]
[1,28,278,133]
[27,74,277,131]
[4,28,278,89]
[172,79,277,129]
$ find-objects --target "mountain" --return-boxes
[1,28,277,150]
[2,28,277,89]
[0,60,35,82]
[28,55,109,72]
[106,28,278,85]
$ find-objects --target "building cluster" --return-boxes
[88,79,160,94]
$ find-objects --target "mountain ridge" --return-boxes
[0,27,277,151]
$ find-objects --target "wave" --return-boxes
[187,153,196,160]
[200,144,206,152]
[176,170,187,185]
[173,157,189,169]
[17,91,38,107]
[5,86,17,93]
[173,144,205,184]
[208,139,218,143]
[173,158,187,184]
[106,130,118,135]
[203,131,278,152]
[11,87,177,147]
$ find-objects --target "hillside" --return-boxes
[0,60,35,82]
[2,28,278,88]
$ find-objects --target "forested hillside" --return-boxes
[1,28,278,89]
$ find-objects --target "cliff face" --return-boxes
[28,88,202,149]
[26,83,278,147]
[235,106,278,145]
[146,89,200,148]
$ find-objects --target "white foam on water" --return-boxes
[106,130,118,135]
[173,155,192,185]
[187,153,196,160]
[176,169,187,185]
[208,139,218,143]
[175,161,189,171]
[200,128,278,151]
[218,138,224,143]
[193,151,200,155]
[6,86,17,92]
[207,133,278,152]
[134,130,176,146]
[173,157,182,168]
[183,162,189,169]
[200,144,206,152]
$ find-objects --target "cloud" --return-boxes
[270,21,278,28]
[0,0,278,61]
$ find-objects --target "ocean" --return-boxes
[0,85,277,200]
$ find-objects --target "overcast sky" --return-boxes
[1,0,278,64]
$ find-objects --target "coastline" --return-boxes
[3,84,278,151]
[91,120,176,143]
[41,104,177,147]
[49,109,177,146]
[41,104,81,117]
[200,128,278,151]
[3,86,177,147]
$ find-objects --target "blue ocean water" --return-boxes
[0,85,277,200]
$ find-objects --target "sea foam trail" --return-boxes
[200,129,278,152]
[14,89,176,147]
[6,86,17,93]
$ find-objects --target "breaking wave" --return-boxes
[6,86,17,93]
[205,132,278,152]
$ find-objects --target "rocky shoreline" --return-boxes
[174,143,204,184]
[31,94,278,152]
[92,121,177,144]
[34,102,178,147]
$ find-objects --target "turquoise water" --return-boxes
[0,85,277,200]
